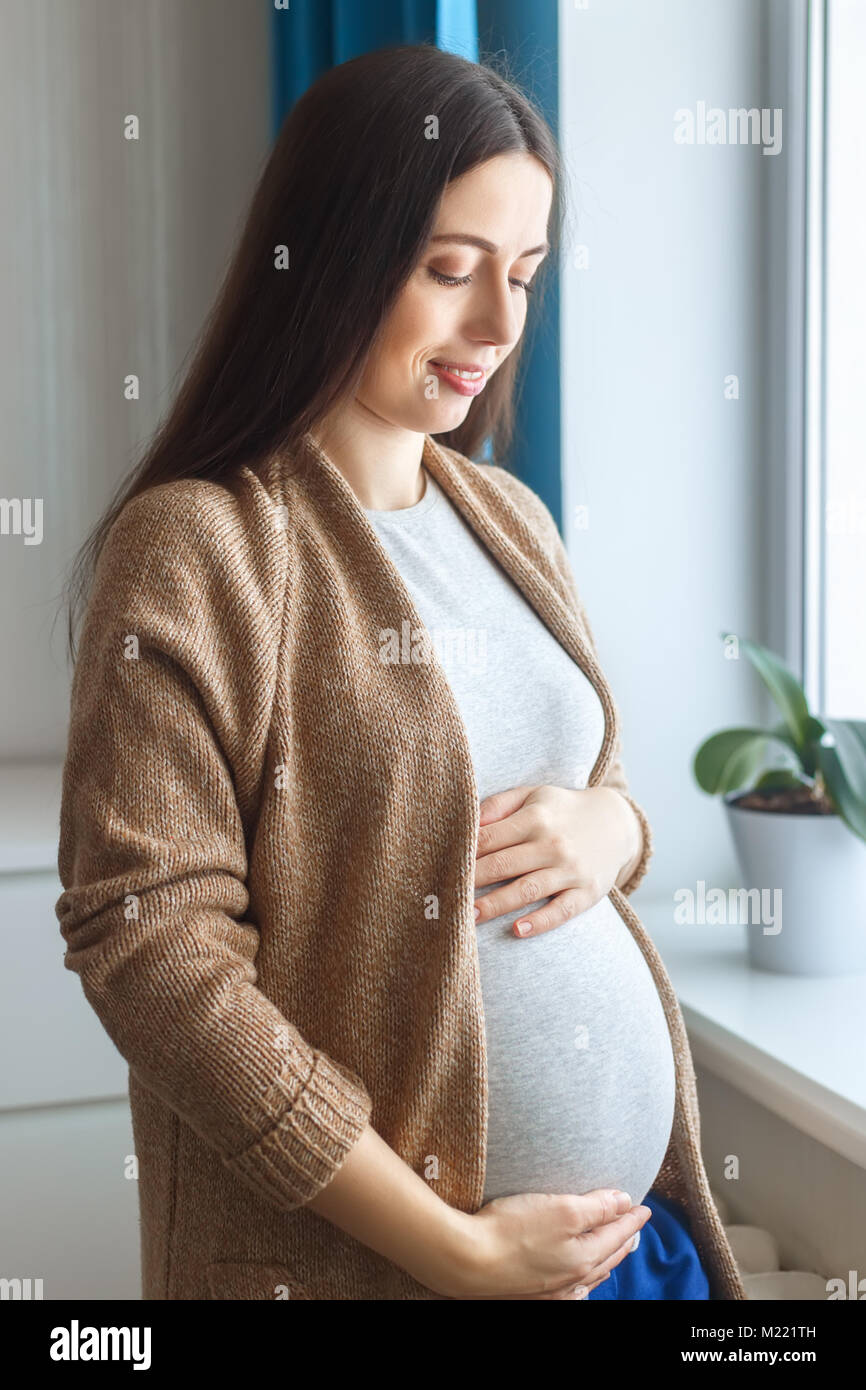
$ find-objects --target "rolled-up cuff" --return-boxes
[615,792,654,896]
[224,1050,373,1211]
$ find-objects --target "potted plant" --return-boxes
[693,633,866,975]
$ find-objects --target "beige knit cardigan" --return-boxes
[56,431,747,1301]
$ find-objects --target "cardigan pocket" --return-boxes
[205,1261,311,1301]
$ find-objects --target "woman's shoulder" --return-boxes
[107,470,284,556]
[91,471,287,635]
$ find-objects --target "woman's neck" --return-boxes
[311,403,427,511]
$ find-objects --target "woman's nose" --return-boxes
[464,282,521,352]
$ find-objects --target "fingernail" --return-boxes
[474,907,480,920]
[514,920,532,936]
[630,1232,641,1252]
[573,1285,589,1299]
[613,1190,632,1210]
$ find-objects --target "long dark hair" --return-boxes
[62,42,560,658]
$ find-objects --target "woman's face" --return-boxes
[355,152,553,434]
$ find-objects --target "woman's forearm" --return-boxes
[305,1121,478,1294]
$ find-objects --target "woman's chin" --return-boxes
[422,402,473,432]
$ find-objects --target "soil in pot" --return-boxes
[730,784,836,815]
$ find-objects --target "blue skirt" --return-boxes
[586,1189,711,1300]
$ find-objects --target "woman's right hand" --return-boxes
[304,1123,650,1302]
[436,1188,652,1300]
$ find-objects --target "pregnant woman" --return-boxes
[56,45,746,1301]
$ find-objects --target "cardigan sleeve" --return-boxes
[485,464,654,896]
[55,483,372,1212]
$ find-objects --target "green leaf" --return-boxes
[693,728,801,795]
[751,769,812,791]
[822,718,866,804]
[815,738,866,843]
[799,714,828,778]
[720,632,811,749]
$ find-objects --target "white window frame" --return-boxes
[802,0,827,714]
[789,0,865,719]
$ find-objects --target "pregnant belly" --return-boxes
[477,892,676,1206]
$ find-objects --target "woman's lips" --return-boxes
[428,360,490,397]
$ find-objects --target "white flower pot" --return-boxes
[724,794,866,976]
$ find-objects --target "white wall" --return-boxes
[0,0,271,760]
[0,0,270,1300]
[559,0,785,903]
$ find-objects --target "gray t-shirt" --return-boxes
[364,466,675,1206]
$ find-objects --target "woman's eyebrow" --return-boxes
[429,233,549,257]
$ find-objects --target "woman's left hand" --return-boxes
[473,784,641,937]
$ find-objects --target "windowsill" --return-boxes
[637,894,866,1171]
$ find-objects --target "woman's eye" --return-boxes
[426,266,534,293]
[427,268,472,287]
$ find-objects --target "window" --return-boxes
[806,0,866,718]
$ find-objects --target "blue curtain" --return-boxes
[477,1,560,526]
[271,0,560,527]
[272,0,477,121]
